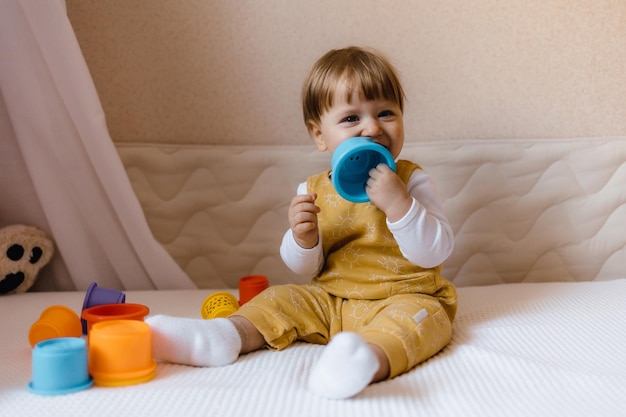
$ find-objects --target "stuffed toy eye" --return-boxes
[7,244,24,262]
[30,247,43,264]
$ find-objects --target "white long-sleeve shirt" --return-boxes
[280,168,454,283]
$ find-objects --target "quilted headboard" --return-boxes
[117,137,626,289]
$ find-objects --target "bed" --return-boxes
[1,137,625,416]
[2,280,624,417]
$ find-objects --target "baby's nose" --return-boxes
[360,119,382,138]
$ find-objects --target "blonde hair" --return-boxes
[302,46,405,128]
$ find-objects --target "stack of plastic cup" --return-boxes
[81,303,149,334]
[28,305,83,348]
[81,282,126,334]
[200,292,239,319]
[238,275,269,306]
[29,338,93,395]
[88,320,156,387]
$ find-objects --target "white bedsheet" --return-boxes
[2,280,625,417]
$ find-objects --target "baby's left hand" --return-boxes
[366,164,413,222]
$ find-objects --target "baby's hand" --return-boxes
[288,193,320,249]
[366,164,412,222]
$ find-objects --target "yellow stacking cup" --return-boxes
[201,292,239,319]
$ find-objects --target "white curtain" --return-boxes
[0,0,196,291]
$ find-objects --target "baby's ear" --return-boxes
[306,121,327,152]
[305,119,318,136]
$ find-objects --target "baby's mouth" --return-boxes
[375,142,390,152]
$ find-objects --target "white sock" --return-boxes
[146,315,241,367]
[308,332,379,399]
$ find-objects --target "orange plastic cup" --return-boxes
[29,306,83,348]
[88,320,156,387]
[238,275,269,306]
[81,303,149,334]
[200,292,239,319]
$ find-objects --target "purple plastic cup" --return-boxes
[81,282,126,334]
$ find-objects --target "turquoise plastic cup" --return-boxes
[29,338,93,396]
[331,137,396,203]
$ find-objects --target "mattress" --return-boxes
[2,280,625,417]
[116,137,626,289]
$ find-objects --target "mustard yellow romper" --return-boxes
[235,160,457,378]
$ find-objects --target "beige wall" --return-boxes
[67,0,626,146]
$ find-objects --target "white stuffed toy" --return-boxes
[0,225,54,295]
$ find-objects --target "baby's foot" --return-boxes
[146,315,241,367]
[308,332,379,399]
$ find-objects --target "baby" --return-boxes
[147,46,457,399]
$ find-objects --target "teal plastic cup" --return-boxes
[331,137,396,203]
[29,338,93,396]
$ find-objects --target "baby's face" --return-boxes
[310,86,404,160]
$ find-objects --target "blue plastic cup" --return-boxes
[29,338,93,396]
[331,137,396,203]
[81,282,126,334]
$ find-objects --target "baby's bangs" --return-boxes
[340,53,404,111]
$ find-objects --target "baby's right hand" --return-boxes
[288,193,320,249]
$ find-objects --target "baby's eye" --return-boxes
[378,110,394,118]
[342,115,359,123]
